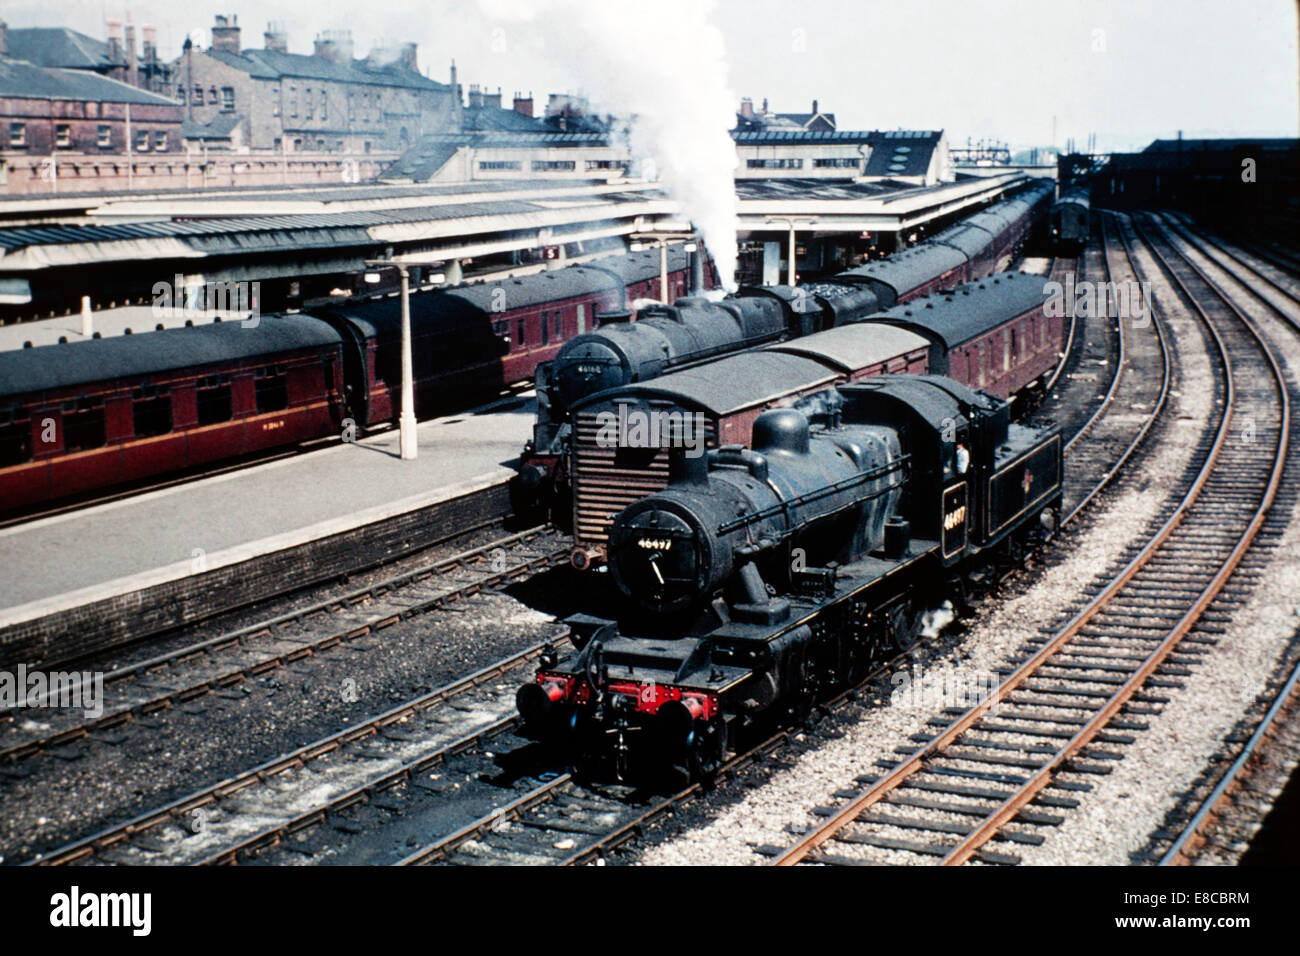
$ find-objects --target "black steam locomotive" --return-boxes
[517,375,1062,782]
[514,181,1053,518]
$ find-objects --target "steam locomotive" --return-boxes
[1050,186,1092,252]
[515,181,1053,518]
[518,374,1062,782]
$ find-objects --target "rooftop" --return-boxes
[0,57,180,106]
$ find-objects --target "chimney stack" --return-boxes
[740,97,754,119]
[211,14,241,54]
[468,84,483,108]
[313,29,353,63]
[142,23,157,64]
[812,99,818,114]
[484,87,502,110]
[106,18,124,78]
[0,20,8,58]
[399,41,417,71]
[124,19,138,88]
[264,21,288,53]
[512,91,533,117]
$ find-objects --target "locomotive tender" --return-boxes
[518,374,1063,781]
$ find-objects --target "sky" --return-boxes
[3,0,1297,151]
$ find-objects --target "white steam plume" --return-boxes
[478,0,739,288]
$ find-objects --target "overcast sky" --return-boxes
[5,0,1297,150]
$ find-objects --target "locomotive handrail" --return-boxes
[715,454,911,536]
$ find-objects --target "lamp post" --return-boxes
[765,217,814,285]
[627,232,700,302]
[364,259,418,460]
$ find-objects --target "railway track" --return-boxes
[765,212,1290,866]
[26,630,573,865]
[1130,217,1300,866]
[0,527,568,768]
[1036,216,1170,526]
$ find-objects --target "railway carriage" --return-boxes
[864,272,1061,404]
[0,318,345,510]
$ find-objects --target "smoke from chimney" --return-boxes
[482,0,739,287]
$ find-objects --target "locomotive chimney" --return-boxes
[668,443,709,488]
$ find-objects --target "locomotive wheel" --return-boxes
[888,601,921,654]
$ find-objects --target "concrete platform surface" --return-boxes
[0,394,534,624]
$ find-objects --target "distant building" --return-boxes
[733,128,950,185]
[735,97,836,133]
[384,129,629,183]
[3,19,173,94]
[173,15,459,152]
[0,23,182,156]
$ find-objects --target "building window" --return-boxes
[305,87,314,119]
[746,158,803,169]
[154,130,168,150]
[273,85,281,117]
[531,160,576,172]
[221,87,235,112]
[97,125,112,148]
[9,123,26,147]
[289,86,298,117]
[176,86,186,104]
[320,90,327,121]
[208,86,218,105]
[585,159,624,171]
[55,124,72,148]
[193,84,202,103]
[813,157,859,168]
[136,129,151,151]
[478,160,521,171]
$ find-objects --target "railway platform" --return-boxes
[0,394,534,667]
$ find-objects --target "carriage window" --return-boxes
[540,313,550,346]
[1004,333,1012,371]
[197,375,234,425]
[0,416,31,466]
[517,319,526,349]
[254,366,289,413]
[62,401,107,452]
[554,312,562,338]
[133,389,173,438]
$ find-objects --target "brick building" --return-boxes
[0,42,182,156]
[3,19,173,94]
[174,15,458,152]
